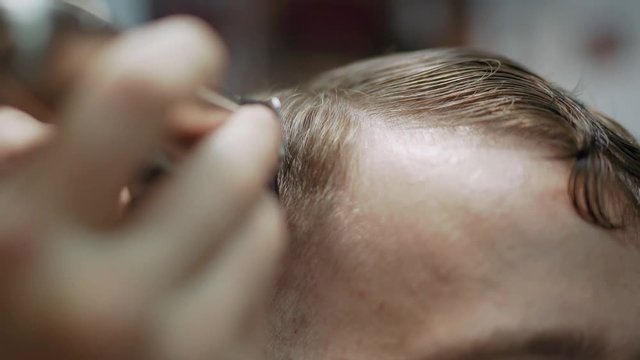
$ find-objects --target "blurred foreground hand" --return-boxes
[0,17,286,360]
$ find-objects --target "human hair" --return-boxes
[274,48,640,242]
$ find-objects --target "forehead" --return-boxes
[353,125,572,240]
[303,125,640,356]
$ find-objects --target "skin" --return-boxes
[271,124,640,359]
[0,17,287,360]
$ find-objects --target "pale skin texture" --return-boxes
[0,17,287,360]
[272,124,640,360]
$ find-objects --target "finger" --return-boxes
[0,107,53,165]
[128,105,282,282]
[169,101,229,145]
[154,195,286,360]
[23,17,228,227]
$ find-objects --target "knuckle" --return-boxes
[148,16,228,86]
[162,15,229,74]
[87,19,228,107]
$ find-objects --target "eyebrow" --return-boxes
[425,330,606,360]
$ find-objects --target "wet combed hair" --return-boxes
[275,48,640,241]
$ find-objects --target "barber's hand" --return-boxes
[0,17,286,360]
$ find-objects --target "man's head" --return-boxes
[268,49,640,359]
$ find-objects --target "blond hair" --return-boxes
[275,48,640,240]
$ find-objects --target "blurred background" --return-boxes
[105,0,640,135]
